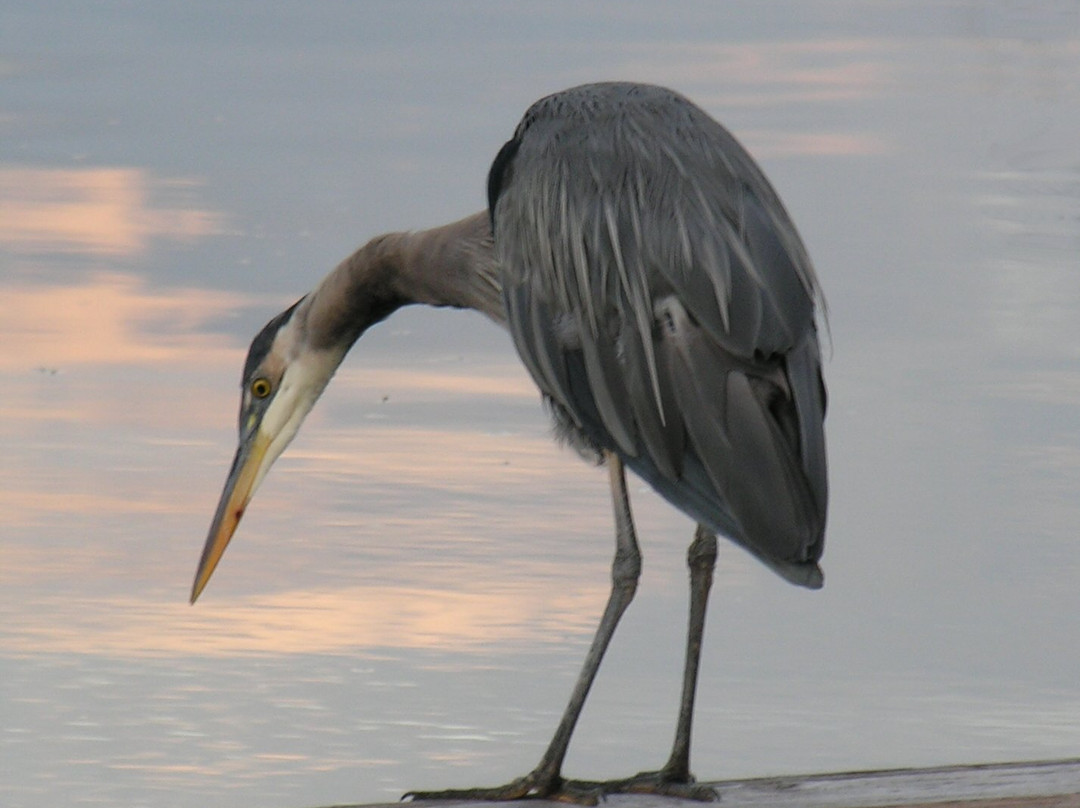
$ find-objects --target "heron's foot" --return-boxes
[569,769,718,802]
[404,771,602,806]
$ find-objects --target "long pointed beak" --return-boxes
[190,427,272,603]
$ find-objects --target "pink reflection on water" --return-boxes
[0,166,221,256]
[2,581,606,657]
[0,273,246,372]
[615,38,898,105]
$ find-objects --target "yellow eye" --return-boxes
[250,378,272,399]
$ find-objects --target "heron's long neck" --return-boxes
[303,211,504,352]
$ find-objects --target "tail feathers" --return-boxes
[657,302,826,569]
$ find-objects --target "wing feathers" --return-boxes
[660,300,821,562]
[491,82,828,581]
[579,322,638,456]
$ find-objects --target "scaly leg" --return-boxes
[572,524,718,800]
[406,451,641,805]
[665,525,718,782]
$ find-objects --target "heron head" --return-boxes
[190,298,347,603]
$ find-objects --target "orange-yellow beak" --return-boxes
[190,427,272,603]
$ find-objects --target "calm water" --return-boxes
[3,3,1079,807]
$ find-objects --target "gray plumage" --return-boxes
[491,82,827,586]
[192,81,829,800]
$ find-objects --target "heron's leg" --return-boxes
[529,450,642,785]
[664,524,718,779]
[568,524,718,801]
[405,451,641,805]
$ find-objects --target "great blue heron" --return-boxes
[190,82,827,803]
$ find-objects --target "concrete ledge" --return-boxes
[328,759,1080,808]
[712,758,1080,808]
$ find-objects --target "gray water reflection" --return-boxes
[3,2,1080,807]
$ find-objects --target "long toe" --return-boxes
[404,772,602,806]
[403,777,532,802]
[566,770,718,802]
